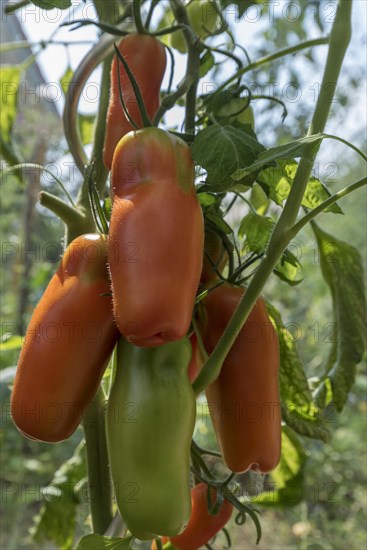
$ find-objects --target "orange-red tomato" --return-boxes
[198,283,281,473]
[109,128,203,347]
[151,483,233,550]
[11,234,119,443]
[103,34,166,169]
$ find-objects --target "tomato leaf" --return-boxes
[31,442,86,549]
[60,66,73,96]
[191,125,264,190]
[0,67,21,142]
[238,211,274,254]
[274,248,304,286]
[219,0,259,19]
[250,182,270,215]
[258,160,342,213]
[76,534,134,550]
[79,114,96,146]
[232,134,324,180]
[267,303,330,442]
[238,212,304,285]
[32,0,71,9]
[312,226,366,412]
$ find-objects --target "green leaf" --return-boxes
[0,67,21,142]
[77,534,134,550]
[312,226,366,412]
[258,160,342,213]
[191,125,264,190]
[232,134,323,180]
[198,192,233,234]
[60,66,73,96]
[79,114,95,146]
[267,303,330,442]
[32,0,71,9]
[238,211,274,254]
[274,248,304,286]
[253,427,306,507]
[205,210,233,235]
[0,335,23,350]
[250,182,269,215]
[0,336,23,370]
[31,442,86,549]
[238,213,304,285]
[197,192,218,208]
[199,50,214,78]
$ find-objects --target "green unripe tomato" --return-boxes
[218,99,255,130]
[106,337,196,540]
[170,0,220,54]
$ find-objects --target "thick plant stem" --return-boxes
[82,387,113,534]
[193,0,353,395]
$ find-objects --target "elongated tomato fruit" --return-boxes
[199,283,281,473]
[107,337,196,540]
[109,128,203,347]
[11,234,119,443]
[103,34,166,169]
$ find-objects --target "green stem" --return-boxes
[193,0,352,396]
[170,0,201,134]
[3,163,75,206]
[145,0,159,30]
[150,24,187,37]
[0,136,24,184]
[77,0,118,209]
[133,0,146,34]
[289,176,367,237]
[204,37,329,106]
[39,191,84,225]
[114,44,152,127]
[78,2,119,535]
[4,0,29,14]
[91,53,113,194]
[82,387,113,534]
[153,74,194,126]
[192,317,208,361]
[323,133,367,163]
[203,44,243,70]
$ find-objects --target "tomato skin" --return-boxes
[198,283,281,473]
[106,337,196,540]
[11,234,119,443]
[151,483,233,550]
[109,128,203,347]
[103,34,166,169]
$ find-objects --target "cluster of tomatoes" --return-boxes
[11,32,281,548]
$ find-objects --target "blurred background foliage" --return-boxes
[0,0,366,548]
